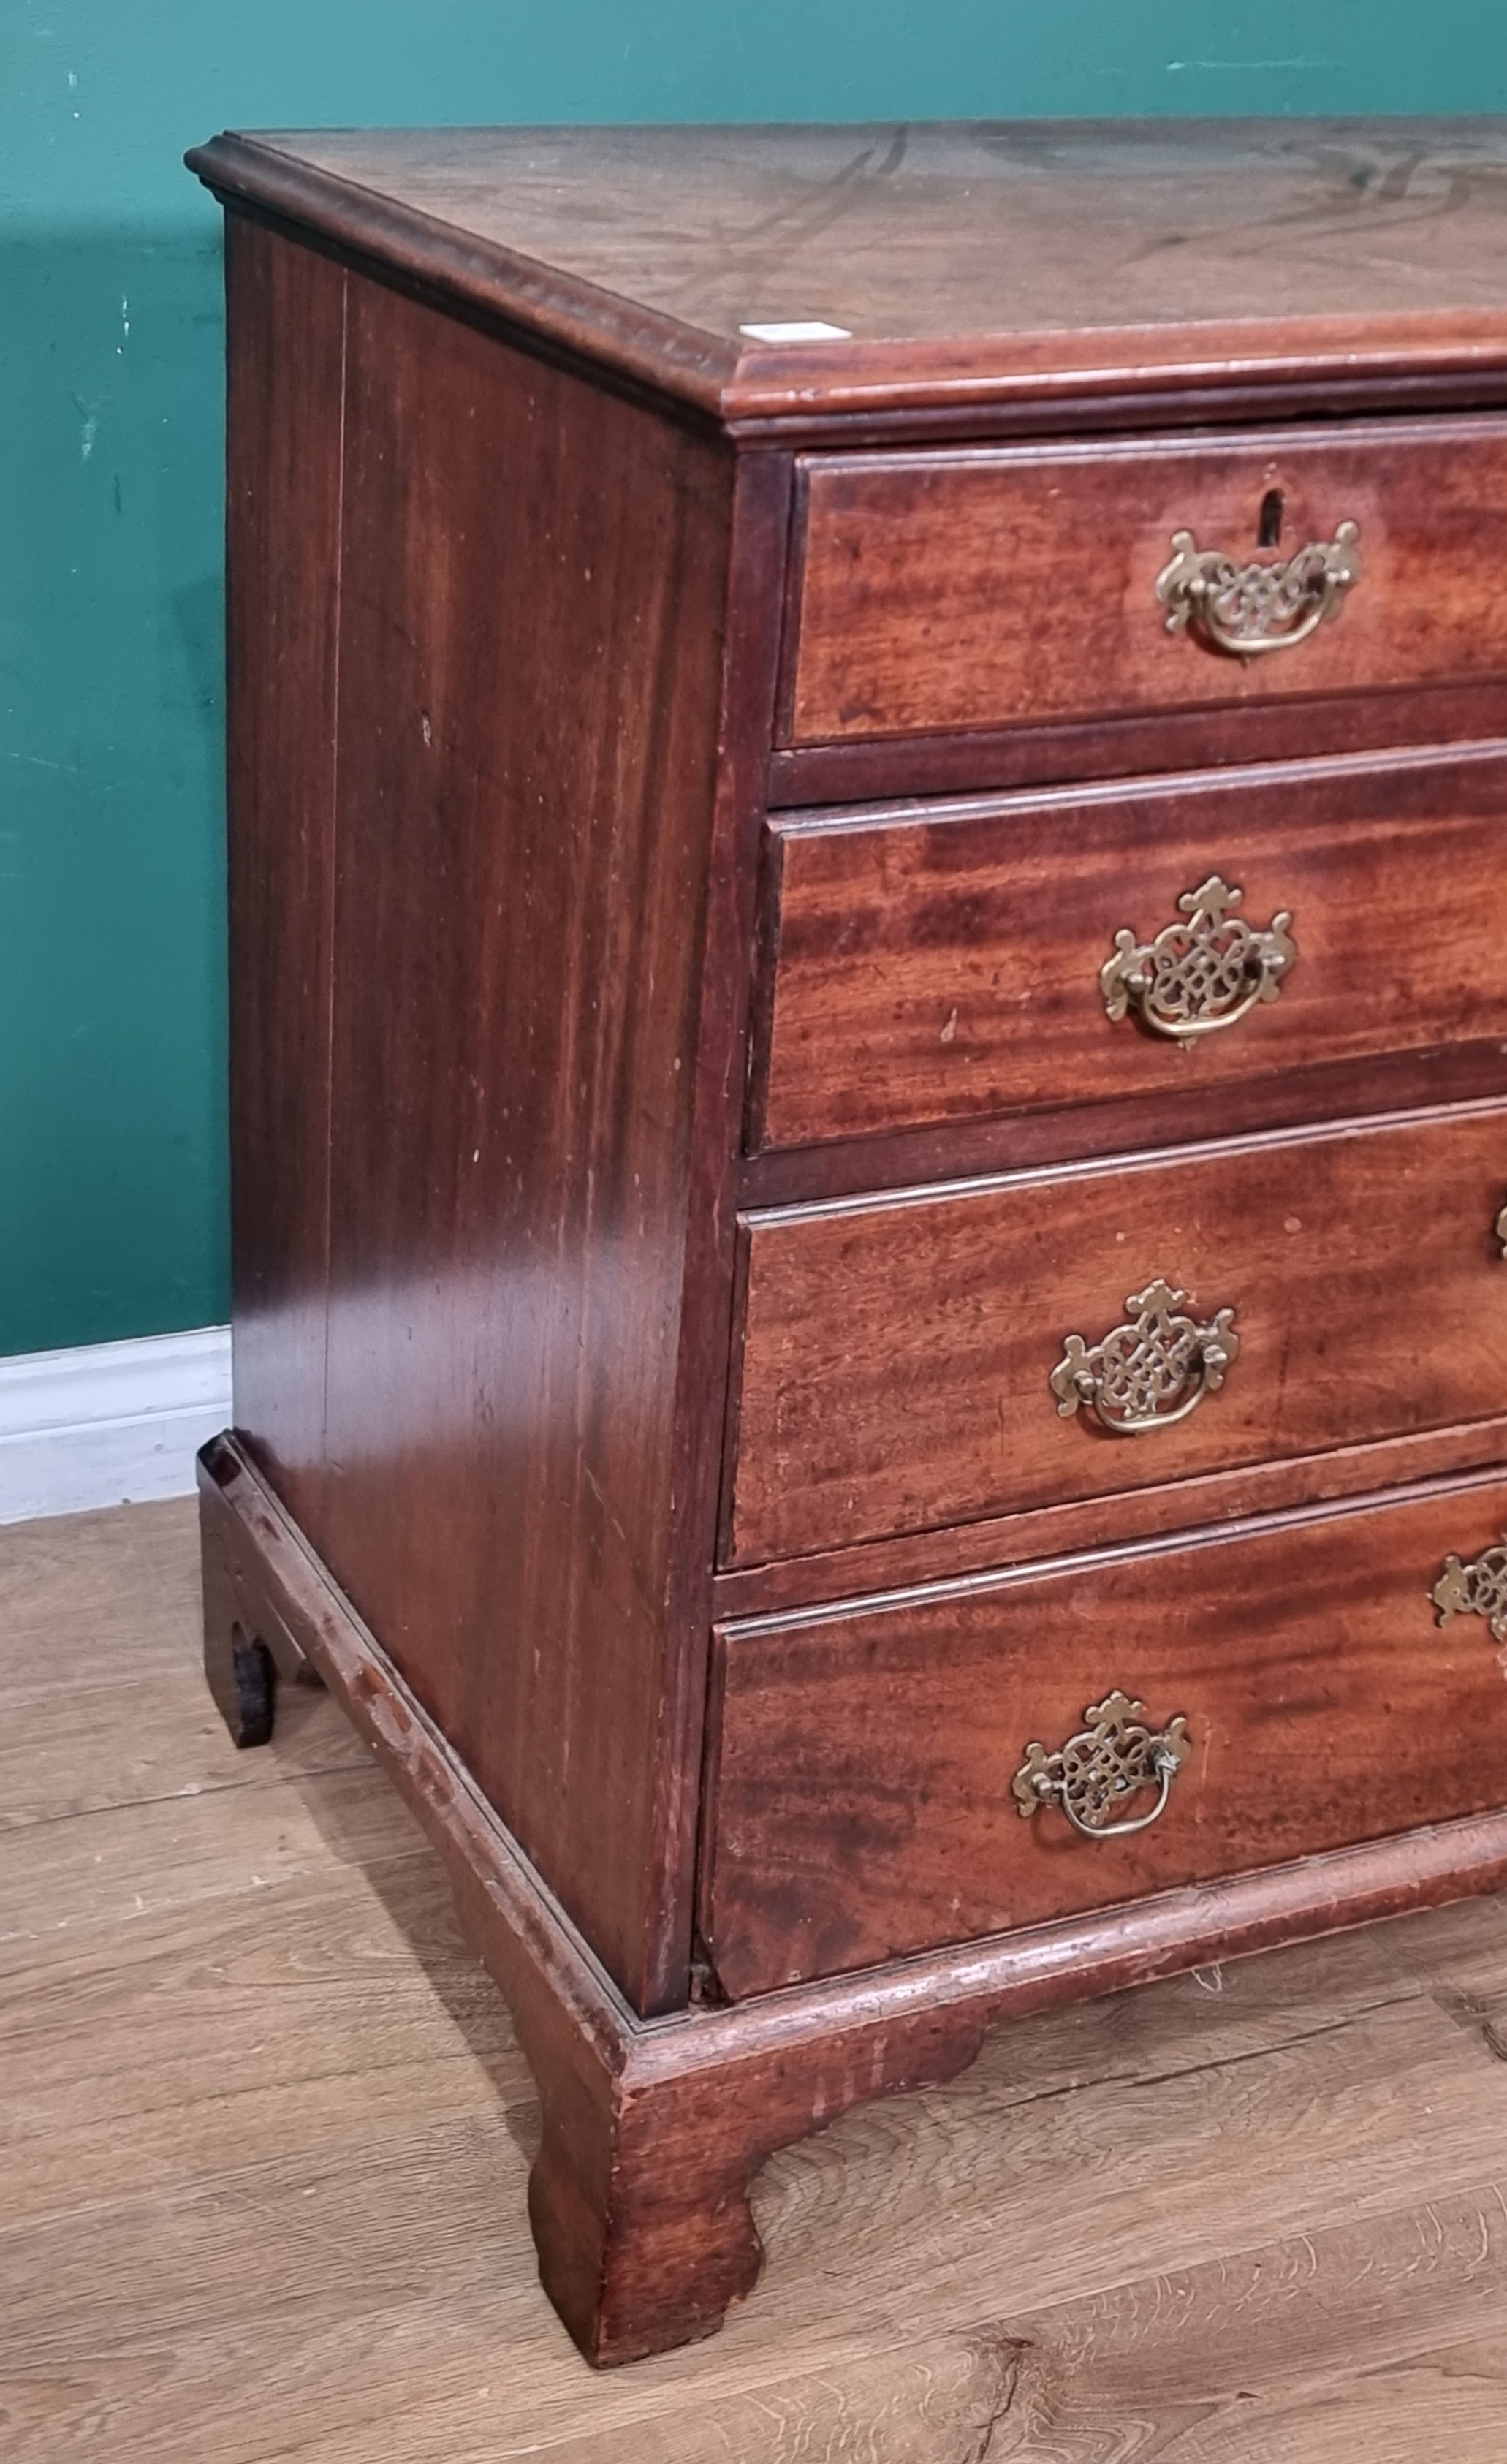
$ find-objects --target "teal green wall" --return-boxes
[5,4,1507,1356]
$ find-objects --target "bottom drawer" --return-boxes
[701,1472,1507,2000]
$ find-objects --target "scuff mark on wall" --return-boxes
[1166,57,1330,74]
[69,392,99,461]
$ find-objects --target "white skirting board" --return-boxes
[0,1327,232,1525]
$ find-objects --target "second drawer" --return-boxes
[753,742,1507,1154]
[726,1102,1507,1566]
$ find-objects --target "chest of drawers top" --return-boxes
[193,116,1507,425]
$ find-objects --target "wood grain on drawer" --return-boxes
[726,1104,1507,1567]
[783,418,1507,746]
[752,743,1507,1155]
[703,1473,1507,1996]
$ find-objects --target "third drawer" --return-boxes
[725,1100,1507,1566]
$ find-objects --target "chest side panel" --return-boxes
[224,218,344,1533]
[227,221,738,2012]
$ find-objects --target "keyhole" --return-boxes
[1257,488,1285,550]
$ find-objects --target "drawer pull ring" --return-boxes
[1050,1277,1238,1436]
[1013,1691,1191,1838]
[1101,873,1296,1042]
[1156,519,1362,656]
[1432,1538,1507,1643]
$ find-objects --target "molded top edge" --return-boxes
[188,120,1507,425]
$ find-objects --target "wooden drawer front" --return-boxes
[727,1105,1507,1568]
[754,744,1507,1155]
[785,419,1507,746]
[704,1475,1507,1998]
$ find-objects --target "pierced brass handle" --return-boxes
[1432,1536,1507,1642]
[1013,1691,1192,1838]
[1101,874,1295,1042]
[1156,520,1362,656]
[1051,1278,1238,1436]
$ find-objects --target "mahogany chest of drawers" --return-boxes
[189,117,1507,2364]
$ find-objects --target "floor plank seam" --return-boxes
[0,1752,380,1839]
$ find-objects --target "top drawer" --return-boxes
[783,418,1507,747]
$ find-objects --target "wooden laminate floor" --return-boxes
[4,1503,1507,2459]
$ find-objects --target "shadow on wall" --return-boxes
[0,224,229,1354]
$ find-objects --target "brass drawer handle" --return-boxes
[1101,873,1296,1042]
[1051,1278,1238,1436]
[1156,520,1362,656]
[1013,1691,1192,1838]
[1432,1537,1507,1643]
